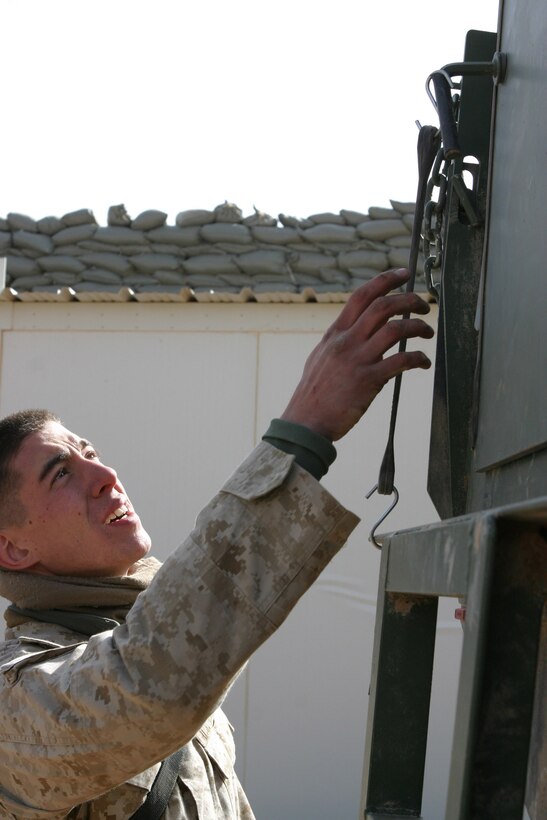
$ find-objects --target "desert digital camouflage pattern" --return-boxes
[0,443,359,818]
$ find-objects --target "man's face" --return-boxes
[3,421,151,576]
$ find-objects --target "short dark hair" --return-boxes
[0,409,59,527]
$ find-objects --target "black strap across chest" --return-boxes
[130,748,187,820]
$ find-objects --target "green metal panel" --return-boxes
[443,516,497,820]
[362,558,438,817]
[385,517,474,597]
[427,10,547,515]
[427,30,497,520]
[464,521,546,818]
[361,498,547,820]
[472,0,547,477]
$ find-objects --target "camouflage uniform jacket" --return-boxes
[0,443,359,818]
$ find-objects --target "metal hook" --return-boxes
[365,483,400,549]
[425,69,454,110]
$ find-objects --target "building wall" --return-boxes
[0,299,461,819]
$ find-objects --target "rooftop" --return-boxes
[0,200,422,304]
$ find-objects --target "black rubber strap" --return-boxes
[130,748,187,820]
[431,72,462,160]
[377,125,440,495]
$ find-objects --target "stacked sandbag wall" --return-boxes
[0,201,422,295]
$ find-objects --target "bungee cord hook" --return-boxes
[364,124,439,549]
[365,484,400,550]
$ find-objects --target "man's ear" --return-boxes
[0,532,36,571]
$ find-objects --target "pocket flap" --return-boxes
[0,639,83,686]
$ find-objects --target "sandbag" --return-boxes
[251,226,299,245]
[186,273,227,287]
[390,200,416,214]
[307,282,347,294]
[11,274,52,288]
[387,248,410,268]
[218,273,254,286]
[83,268,123,284]
[49,272,80,285]
[302,225,357,244]
[80,253,134,275]
[37,255,86,274]
[37,216,65,235]
[339,209,368,225]
[214,202,243,223]
[200,224,252,245]
[132,210,168,230]
[94,227,148,245]
[53,224,98,245]
[290,272,323,286]
[215,243,265,255]
[73,282,122,293]
[252,281,297,293]
[6,256,40,276]
[348,267,381,280]
[7,213,37,232]
[62,209,97,226]
[149,244,183,255]
[317,268,350,284]
[13,231,53,254]
[386,235,412,248]
[242,208,277,227]
[107,205,131,227]
[52,245,83,256]
[0,232,11,251]
[175,209,215,228]
[182,244,224,257]
[78,241,123,253]
[308,212,346,225]
[147,226,201,246]
[237,250,287,276]
[278,214,314,229]
[131,253,181,273]
[121,274,158,286]
[183,254,239,276]
[291,252,337,274]
[368,206,399,220]
[388,248,425,272]
[338,249,388,271]
[357,219,408,241]
[154,270,186,285]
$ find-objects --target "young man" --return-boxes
[0,270,433,818]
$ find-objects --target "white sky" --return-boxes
[2,0,499,224]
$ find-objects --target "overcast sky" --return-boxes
[2,0,499,224]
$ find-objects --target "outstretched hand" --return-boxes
[281,269,434,441]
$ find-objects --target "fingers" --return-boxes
[279,268,435,441]
[368,349,432,386]
[329,270,431,349]
[330,268,411,331]
[362,317,435,362]
[354,292,431,344]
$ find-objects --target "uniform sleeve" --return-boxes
[0,442,360,817]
